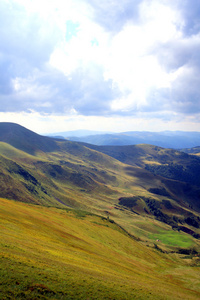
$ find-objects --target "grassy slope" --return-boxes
[83,143,200,210]
[82,143,200,169]
[0,198,200,300]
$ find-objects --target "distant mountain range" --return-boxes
[47,130,200,149]
[47,129,112,138]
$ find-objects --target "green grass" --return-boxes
[0,198,200,299]
[148,229,194,247]
[0,142,29,159]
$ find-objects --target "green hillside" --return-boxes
[83,143,200,171]
[0,198,200,300]
[84,143,200,211]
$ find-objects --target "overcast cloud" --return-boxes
[0,0,200,133]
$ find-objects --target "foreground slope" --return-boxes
[0,198,200,300]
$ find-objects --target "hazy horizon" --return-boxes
[46,128,200,135]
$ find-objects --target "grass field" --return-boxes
[148,229,194,248]
[0,198,200,299]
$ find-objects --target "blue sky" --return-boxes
[0,0,200,134]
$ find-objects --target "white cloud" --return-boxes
[139,0,182,42]
[103,3,180,112]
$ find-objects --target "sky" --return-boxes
[0,0,200,134]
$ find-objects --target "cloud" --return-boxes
[170,66,200,114]
[0,0,61,106]
[106,0,200,117]
[178,0,200,35]
[0,0,117,115]
[0,1,60,65]
[0,0,200,131]
[1,62,119,116]
[86,0,141,32]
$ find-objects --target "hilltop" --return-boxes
[0,122,59,154]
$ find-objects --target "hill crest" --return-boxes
[0,122,59,154]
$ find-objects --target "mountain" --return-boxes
[0,122,200,240]
[64,131,200,148]
[0,122,200,299]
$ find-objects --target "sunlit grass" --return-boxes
[0,142,35,159]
